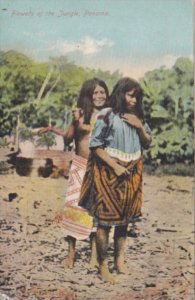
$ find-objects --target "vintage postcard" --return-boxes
[0,0,194,299]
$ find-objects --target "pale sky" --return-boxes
[0,0,193,79]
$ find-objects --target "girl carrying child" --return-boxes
[79,77,152,283]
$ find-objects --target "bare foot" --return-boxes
[64,256,74,269]
[89,257,99,269]
[100,264,118,284]
[115,263,131,275]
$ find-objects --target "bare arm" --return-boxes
[72,107,92,133]
[37,108,82,144]
[93,147,130,177]
[77,123,91,133]
[32,129,44,136]
[63,123,75,144]
[137,124,152,148]
[49,126,66,136]
[36,124,75,145]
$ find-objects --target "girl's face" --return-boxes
[125,89,137,113]
[92,85,107,109]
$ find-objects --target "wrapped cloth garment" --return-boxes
[79,156,143,226]
[60,154,93,240]
[59,115,99,240]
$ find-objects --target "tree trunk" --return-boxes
[15,114,20,152]
[45,75,60,99]
[37,69,53,100]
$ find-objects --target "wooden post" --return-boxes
[15,114,20,152]
[49,114,51,127]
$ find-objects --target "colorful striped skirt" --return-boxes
[79,156,143,226]
[60,155,93,240]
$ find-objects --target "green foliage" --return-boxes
[0,137,10,147]
[146,125,193,164]
[0,51,193,166]
[0,51,48,136]
[140,57,193,166]
[19,127,34,142]
[0,51,120,136]
[36,132,56,150]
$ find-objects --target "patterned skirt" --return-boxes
[60,155,93,240]
[79,156,143,226]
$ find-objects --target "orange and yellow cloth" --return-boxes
[79,156,143,226]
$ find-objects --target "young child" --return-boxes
[42,78,109,268]
[79,77,152,283]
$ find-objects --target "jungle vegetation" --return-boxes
[0,51,193,167]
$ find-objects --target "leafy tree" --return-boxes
[36,132,56,150]
[140,57,193,166]
[1,50,193,166]
[19,127,34,142]
[0,51,48,136]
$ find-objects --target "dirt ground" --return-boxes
[0,154,194,299]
